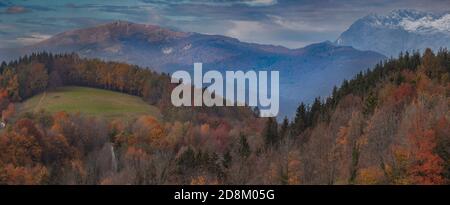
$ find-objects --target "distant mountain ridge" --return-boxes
[28,21,298,72]
[336,9,450,56]
[3,21,385,118]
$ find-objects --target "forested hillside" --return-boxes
[0,53,256,123]
[282,48,450,184]
[0,53,262,184]
[0,49,448,184]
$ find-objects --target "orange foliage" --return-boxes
[407,129,444,184]
[190,176,207,185]
[200,123,210,137]
[288,151,301,184]
[51,112,70,133]
[0,89,8,100]
[110,119,126,134]
[0,164,48,185]
[190,175,218,185]
[0,131,42,166]
[69,159,87,181]
[135,116,167,148]
[336,126,349,146]
[124,146,152,181]
[392,83,415,104]
[357,166,384,184]
[0,89,10,113]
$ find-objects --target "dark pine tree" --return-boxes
[292,102,307,136]
[238,134,251,158]
[264,117,279,148]
[279,116,290,140]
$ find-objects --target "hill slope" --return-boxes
[289,48,450,184]
[17,86,161,121]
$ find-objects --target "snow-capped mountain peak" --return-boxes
[336,9,450,57]
[400,13,450,33]
[363,9,450,33]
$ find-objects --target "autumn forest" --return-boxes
[0,48,449,185]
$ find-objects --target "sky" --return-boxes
[0,0,449,49]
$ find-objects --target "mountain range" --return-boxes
[6,9,449,118]
[336,9,450,57]
[3,21,385,118]
[5,10,450,117]
[2,9,448,117]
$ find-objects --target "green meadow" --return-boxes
[17,86,161,121]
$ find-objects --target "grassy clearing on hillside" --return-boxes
[17,86,161,121]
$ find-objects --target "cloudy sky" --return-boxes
[0,0,449,48]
